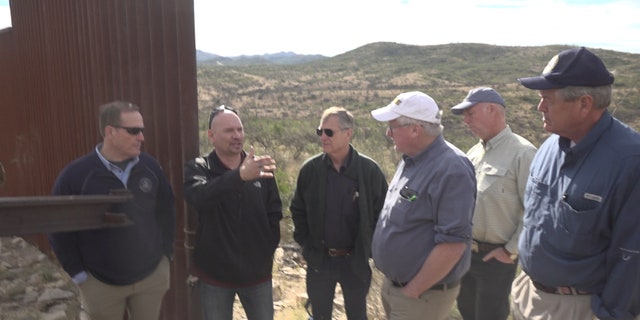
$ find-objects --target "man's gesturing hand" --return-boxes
[239,146,277,181]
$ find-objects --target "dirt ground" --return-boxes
[0,237,466,320]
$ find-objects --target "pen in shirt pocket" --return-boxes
[400,185,418,202]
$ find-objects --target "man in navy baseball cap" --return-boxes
[450,87,506,115]
[512,47,640,320]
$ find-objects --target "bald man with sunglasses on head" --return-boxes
[49,101,176,320]
[183,105,283,320]
[291,107,388,320]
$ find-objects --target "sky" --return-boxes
[2,0,639,57]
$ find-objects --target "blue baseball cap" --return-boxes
[518,47,614,90]
[451,87,505,115]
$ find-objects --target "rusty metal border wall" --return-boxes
[0,0,200,318]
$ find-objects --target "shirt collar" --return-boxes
[482,126,513,151]
[403,135,446,166]
[95,143,139,172]
[558,111,613,155]
[322,145,353,171]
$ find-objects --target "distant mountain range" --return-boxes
[196,50,326,65]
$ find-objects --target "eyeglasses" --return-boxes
[208,105,237,128]
[112,125,144,135]
[387,123,412,132]
[316,128,343,137]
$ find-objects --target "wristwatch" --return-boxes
[504,247,518,261]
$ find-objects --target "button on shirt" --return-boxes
[323,153,359,249]
[466,126,535,254]
[372,136,476,285]
[519,112,640,318]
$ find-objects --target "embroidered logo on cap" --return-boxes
[543,54,560,74]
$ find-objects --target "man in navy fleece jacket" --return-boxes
[49,101,176,320]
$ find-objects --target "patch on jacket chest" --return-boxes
[138,177,153,193]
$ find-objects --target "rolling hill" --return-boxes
[194,43,640,214]
[196,42,640,152]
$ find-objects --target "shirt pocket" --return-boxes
[388,190,434,228]
[523,176,548,228]
[546,200,602,256]
[557,199,602,235]
[477,164,510,193]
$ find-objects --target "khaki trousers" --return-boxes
[381,277,459,320]
[511,272,596,320]
[79,256,170,320]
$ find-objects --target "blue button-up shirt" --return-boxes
[519,111,640,319]
[372,135,476,285]
[96,144,139,186]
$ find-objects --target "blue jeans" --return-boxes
[197,279,274,320]
[457,251,517,320]
[306,256,371,320]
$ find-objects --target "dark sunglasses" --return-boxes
[316,128,338,137]
[112,125,144,135]
[208,105,237,128]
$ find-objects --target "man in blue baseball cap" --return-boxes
[511,47,640,320]
[451,87,536,320]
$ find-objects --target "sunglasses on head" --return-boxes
[208,105,238,128]
[112,125,144,135]
[316,128,338,137]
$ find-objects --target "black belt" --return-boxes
[531,280,590,295]
[326,248,352,257]
[471,240,503,253]
[391,279,460,290]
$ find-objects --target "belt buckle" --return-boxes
[471,241,479,253]
[328,248,349,257]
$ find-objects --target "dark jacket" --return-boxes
[290,146,388,279]
[49,149,176,285]
[183,150,282,285]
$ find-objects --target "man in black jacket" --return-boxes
[291,107,388,320]
[183,105,282,320]
[49,101,175,320]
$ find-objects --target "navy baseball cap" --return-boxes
[451,87,505,115]
[518,47,614,90]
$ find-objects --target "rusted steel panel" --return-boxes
[0,0,199,318]
[0,191,134,235]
